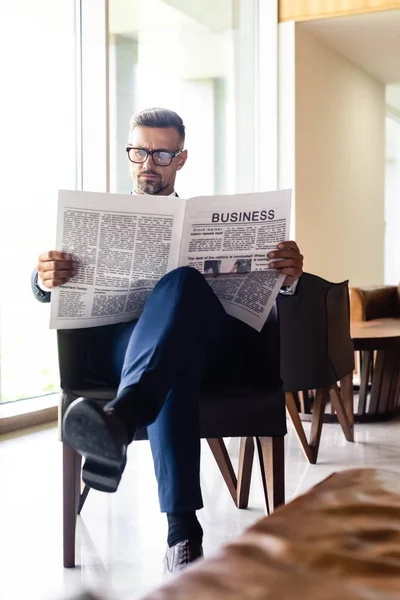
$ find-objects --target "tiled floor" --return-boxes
[1,417,400,600]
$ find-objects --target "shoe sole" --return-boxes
[82,458,125,493]
[63,399,126,493]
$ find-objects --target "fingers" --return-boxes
[268,259,302,271]
[267,240,303,281]
[39,260,76,273]
[267,254,303,270]
[38,277,71,289]
[37,250,78,289]
[267,242,302,262]
[269,261,303,279]
[40,268,76,281]
[267,242,302,271]
[38,268,76,289]
[38,250,73,262]
[277,240,299,252]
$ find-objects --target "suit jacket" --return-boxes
[31,269,51,303]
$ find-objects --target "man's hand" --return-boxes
[267,241,303,287]
[37,251,78,289]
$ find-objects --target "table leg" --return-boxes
[357,351,373,416]
[369,351,385,414]
[395,357,400,412]
[340,373,354,430]
[386,351,400,414]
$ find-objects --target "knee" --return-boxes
[176,266,203,280]
[157,267,211,300]
[164,266,204,285]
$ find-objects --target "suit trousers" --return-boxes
[90,267,280,513]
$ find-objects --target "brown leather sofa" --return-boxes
[66,469,400,600]
[350,284,400,322]
[141,469,400,600]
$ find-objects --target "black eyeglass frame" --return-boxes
[126,146,183,166]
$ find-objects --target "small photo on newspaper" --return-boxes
[50,189,291,331]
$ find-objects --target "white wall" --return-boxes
[293,25,385,287]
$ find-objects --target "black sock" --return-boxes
[105,385,140,442]
[167,511,203,547]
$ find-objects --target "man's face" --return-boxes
[128,126,187,195]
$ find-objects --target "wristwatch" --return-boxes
[280,280,298,295]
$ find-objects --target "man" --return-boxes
[32,108,303,573]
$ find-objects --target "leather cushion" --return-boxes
[142,469,400,600]
[350,286,400,321]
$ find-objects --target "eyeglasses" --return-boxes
[126,147,183,167]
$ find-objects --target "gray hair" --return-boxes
[129,107,185,143]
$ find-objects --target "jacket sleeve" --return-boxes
[31,269,51,303]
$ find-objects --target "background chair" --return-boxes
[278,274,355,464]
[350,284,400,323]
[349,284,400,418]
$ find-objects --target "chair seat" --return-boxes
[200,385,286,438]
[61,383,287,442]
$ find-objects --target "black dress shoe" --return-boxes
[63,398,128,493]
[164,540,204,575]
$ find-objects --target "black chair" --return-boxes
[59,313,286,568]
[279,274,355,463]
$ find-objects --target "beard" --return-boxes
[136,173,163,195]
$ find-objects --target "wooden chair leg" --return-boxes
[329,383,354,442]
[78,485,90,515]
[255,437,269,513]
[309,388,328,464]
[299,390,311,414]
[237,437,254,509]
[256,436,285,514]
[207,438,238,506]
[340,372,354,430]
[285,392,314,463]
[63,441,81,568]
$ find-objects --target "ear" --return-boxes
[176,149,188,171]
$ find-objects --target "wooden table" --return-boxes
[351,318,400,420]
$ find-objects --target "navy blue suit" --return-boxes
[32,266,280,512]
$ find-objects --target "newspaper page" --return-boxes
[50,190,185,328]
[178,190,291,331]
[50,188,291,331]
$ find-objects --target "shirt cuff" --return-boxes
[36,272,52,292]
[279,278,299,296]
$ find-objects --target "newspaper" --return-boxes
[50,189,291,331]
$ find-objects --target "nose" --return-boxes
[144,152,156,167]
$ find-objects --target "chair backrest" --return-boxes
[277,273,354,392]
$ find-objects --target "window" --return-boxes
[385,113,400,284]
[0,0,76,403]
[108,0,260,198]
